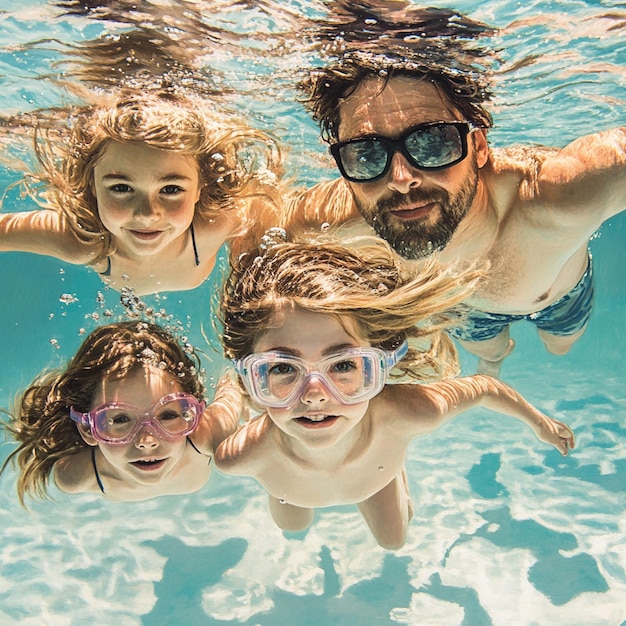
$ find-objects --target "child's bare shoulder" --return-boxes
[377,383,437,415]
[374,383,455,434]
[214,414,274,473]
[53,449,97,494]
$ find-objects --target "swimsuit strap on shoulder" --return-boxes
[187,437,212,464]
[91,447,105,494]
[99,257,112,277]
[190,223,200,267]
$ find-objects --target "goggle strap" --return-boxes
[386,340,409,368]
[69,407,89,426]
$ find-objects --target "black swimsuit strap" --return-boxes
[91,447,105,494]
[190,223,200,267]
[99,256,112,277]
[187,437,212,464]
[99,226,199,277]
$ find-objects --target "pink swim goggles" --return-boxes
[70,392,205,445]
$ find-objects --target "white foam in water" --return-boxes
[0,0,625,624]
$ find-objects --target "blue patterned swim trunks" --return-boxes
[450,253,594,342]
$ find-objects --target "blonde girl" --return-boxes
[0,92,283,295]
[215,235,575,549]
[1,321,241,503]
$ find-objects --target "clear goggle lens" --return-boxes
[236,342,407,408]
[70,393,205,444]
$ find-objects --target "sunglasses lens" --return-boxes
[337,139,389,181]
[405,124,464,168]
[334,123,468,182]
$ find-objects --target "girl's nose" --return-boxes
[134,424,160,449]
[300,374,330,405]
[133,196,160,220]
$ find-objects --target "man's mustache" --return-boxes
[377,188,448,213]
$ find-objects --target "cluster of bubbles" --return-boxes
[259,226,287,251]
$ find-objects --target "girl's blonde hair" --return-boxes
[221,232,483,384]
[1,321,204,506]
[28,92,283,262]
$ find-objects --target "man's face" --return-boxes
[336,76,488,259]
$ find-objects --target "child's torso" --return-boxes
[254,414,410,508]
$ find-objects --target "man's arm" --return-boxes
[537,127,626,225]
[0,209,93,263]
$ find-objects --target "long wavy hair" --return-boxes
[24,91,283,263]
[221,232,483,387]
[1,321,204,506]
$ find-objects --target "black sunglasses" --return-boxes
[330,121,473,183]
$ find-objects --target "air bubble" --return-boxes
[59,293,79,305]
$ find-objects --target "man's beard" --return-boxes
[354,157,479,260]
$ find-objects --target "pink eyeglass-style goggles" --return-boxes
[70,392,205,445]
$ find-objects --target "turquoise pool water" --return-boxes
[0,1,624,625]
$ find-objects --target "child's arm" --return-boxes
[393,374,575,455]
[0,210,91,263]
[214,414,273,475]
[202,371,247,452]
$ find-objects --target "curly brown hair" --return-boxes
[1,321,204,506]
[298,4,497,142]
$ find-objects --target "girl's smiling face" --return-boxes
[93,141,202,259]
[78,366,191,486]
[251,306,372,449]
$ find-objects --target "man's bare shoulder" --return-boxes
[214,414,274,475]
[281,178,360,233]
[487,129,625,225]
[486,145,559,199]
